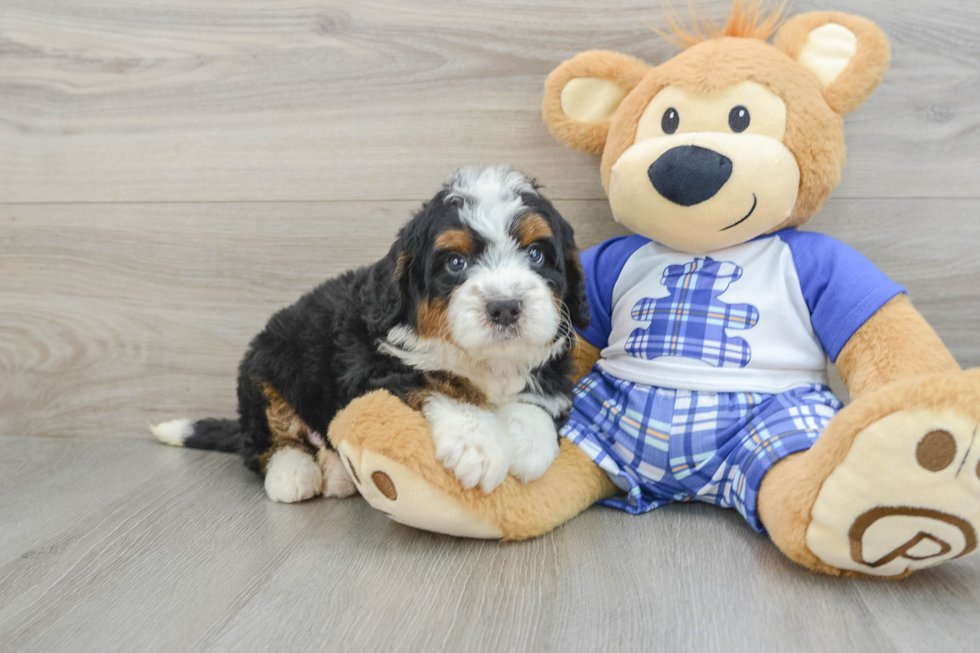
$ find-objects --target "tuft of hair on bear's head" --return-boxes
[543,2,893,252]
[654,0,787,49]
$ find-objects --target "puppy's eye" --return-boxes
[661,108,679,134]
[526,245,544,267]
[728,106,750,133]
[446,254,468,274]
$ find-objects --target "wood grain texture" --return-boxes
[1,436,979,653]
[1,0,979,202]
[2,0,980,649]
[1,199,977,440]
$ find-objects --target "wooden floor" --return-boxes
[2,1,979,651]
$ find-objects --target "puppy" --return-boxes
[152,165,590,503]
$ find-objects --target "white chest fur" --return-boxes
[379,325,553,406]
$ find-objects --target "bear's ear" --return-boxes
[774,12,891,115]
[543,50,649,154]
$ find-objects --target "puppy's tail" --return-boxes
[150,418,240,453]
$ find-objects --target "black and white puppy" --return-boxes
[152,165,589,503]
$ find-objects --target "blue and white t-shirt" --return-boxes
[577,229,906,394]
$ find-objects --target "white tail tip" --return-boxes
[151,418,194,447]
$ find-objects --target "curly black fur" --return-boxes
[184,177,589,476]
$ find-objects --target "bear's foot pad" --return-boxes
[336,440,503,539]
[808,409,980,577]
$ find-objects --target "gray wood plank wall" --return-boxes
[2,1,979,651]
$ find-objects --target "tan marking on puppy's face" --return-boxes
[434,229,473,255]
[514,213,568,329]
[513,214,553,247]
[416,298,450,339]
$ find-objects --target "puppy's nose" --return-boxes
[648,145,732,206]
[487,299,522,327]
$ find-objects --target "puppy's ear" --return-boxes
[774,12,890,115]
[363,238,408,334]
[555,216,590,332]
[563,244,590,332]
[543,50,648,154]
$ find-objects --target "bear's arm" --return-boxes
[835,294,960,401]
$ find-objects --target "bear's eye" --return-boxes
[661,108,679,134]
[728,106,750,133]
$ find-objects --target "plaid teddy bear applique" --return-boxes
[624,257,760,368]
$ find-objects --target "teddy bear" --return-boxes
[326,2,980,578]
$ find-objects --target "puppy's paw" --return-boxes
[264,448,323,503]
[498,403,560,484]
[424,396,510,493]
[317,448,358,498]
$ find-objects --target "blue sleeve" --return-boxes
[778,230,906,362]
[576,235,650,349]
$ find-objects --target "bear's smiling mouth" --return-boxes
[720,193,757,231]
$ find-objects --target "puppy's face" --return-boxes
[398,166,588,364]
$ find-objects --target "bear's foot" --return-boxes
[808,408,980,576]
[327,390,617,540]
[329,390,505,538]
[762,369,980,578]
[335,435,504,538]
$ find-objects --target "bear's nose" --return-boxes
[647,145,733,206]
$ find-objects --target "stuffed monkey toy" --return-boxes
[329,2,980,578]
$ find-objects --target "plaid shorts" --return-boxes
[561,369,842,532]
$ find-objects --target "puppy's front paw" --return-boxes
[317,448,358,498]
[264,448,324,503]
[424,396,510,493]
[498,403,559,484]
